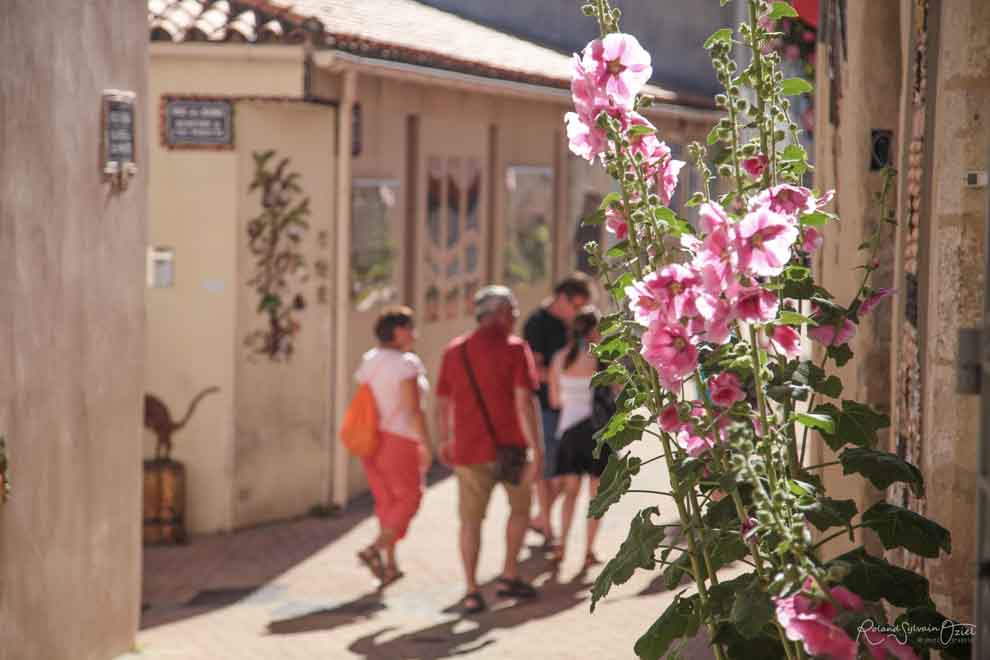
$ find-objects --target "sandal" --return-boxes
[379,566,405,588]
[495,577,538,600]
[462,591,487,614]
[529,525,555,550]
[357,546,385,581]
[583,552,602,569]
[547,544,565,564]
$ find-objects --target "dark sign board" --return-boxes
[101,90,137,188]
[164,99,233,148]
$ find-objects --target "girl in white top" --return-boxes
[355,306,432,587]
[548,307,608,569]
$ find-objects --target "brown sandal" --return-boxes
[357,546,385,581]
[583,552,602,569]
[379,566,405,587]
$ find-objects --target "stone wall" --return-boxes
[0,1,147,658]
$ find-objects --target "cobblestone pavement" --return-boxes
[121,452,724,660]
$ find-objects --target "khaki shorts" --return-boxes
[455,463,532,525]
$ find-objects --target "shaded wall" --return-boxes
[418,0,730,96]
[0,1,147,658]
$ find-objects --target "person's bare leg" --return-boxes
[534,479,554,540]
[557,475,581,562]
[502,507,529,580]
[460,519,482,593]
[585,478,603,564]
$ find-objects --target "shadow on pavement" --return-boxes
[339,554,596,659]
[266,591,387,635]
[140,464,453,630]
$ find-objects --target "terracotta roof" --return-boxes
[149,0,713,109]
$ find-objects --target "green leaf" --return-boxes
[633,594,701,660]
[830,547,935,609]
[664,531,748,588]
[794,412,834,434]
[813,400,889,451]
[827,343,854,366]
[839,447,925,497]
[818,376,843,398]
[861,502,951,558]
[780,266,816,299]
[593,409,648,453]
[704,28,734,50]
[800,496,857,532]
[582,208,605,226]
[894,608,973,659]
[768,1,799,19]
[712,624,787,660]
[591,507,668,610]
[605,239,629,258]
[654,206,677,223]
[799,211,832,226]
[589,452,641,519]
[776,310,818,326]
[730,576,774,639]
[707,124,722,145]
[599,191,622,210]
[594,334,631,360]
[627,124,656,138]
[590,361,629,387]
[781,77,814,96]
[780,143,807,162]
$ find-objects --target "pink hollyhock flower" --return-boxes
[676,429,714,458]
[802,226,823,253]
[565,111,608,162]
[655,155,686,205]
[709,371,745,408]
[769,324,802,358]
[641,322,698,388]
[660,404,685,432]
[698,201,731,234]
[808,318,857,346]
[582,33,653,109]
[816,189,835,209]
[736,206,799,277]
[626,279,664,326]
[701,298,734,345]
[644,264,702,321]
[860,631,920,660]
[740,516,759,542]
[734,286,780,322]
[742,154,769,179]
[776,582,862,660]
[605,207,628,240]
[751,183,817,217]
[859,288,895,316]
[570,53,606,118]
[626,112,664,161]
[695,227,738,294]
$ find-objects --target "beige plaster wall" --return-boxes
[146,59,241,534]
[0,1,147,658]
[812,0,903,558]
[233,101,337,527]
[919,0,989,619]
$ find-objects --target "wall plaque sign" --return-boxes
[101,89,137,189]
[162,97,234,149]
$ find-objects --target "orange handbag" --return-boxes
[340,380,380,458]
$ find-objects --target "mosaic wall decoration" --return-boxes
[890,0,930,575]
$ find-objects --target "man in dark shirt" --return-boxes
[522,273,592,544]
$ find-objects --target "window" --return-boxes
[503,165,553,286]
[351,179,399,311]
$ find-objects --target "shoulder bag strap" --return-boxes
[461,343,499,445]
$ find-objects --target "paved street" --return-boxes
[122,451,721,660]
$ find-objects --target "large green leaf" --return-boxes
[800,496,857,532]
[704,28,733,49]
[813,400,889,451]
[794,412,834,434]
[768,1,799,19]
[589,452,641,519]
[593,409,648,453]
[664,532,748,589]
[730,575,774,639]
[839,447,925,497]
[791,360,843,398]
[633,594,701,660]
[830,547,934,609]
[712,623,787,660]
[781,78,814,96]
[591,507,667,611]
[860,502,951,558]
[894,608,974,659]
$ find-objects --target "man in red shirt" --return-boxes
[435,285,544,614]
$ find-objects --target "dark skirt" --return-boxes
[554,417,610,477]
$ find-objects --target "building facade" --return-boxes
[144,0,719,534]
[811,0,989,629]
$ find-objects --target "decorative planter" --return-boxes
[143,458,187,544]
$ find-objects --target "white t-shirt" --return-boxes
[354,348,428,441]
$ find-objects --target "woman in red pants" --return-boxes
[354,306,432,587]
